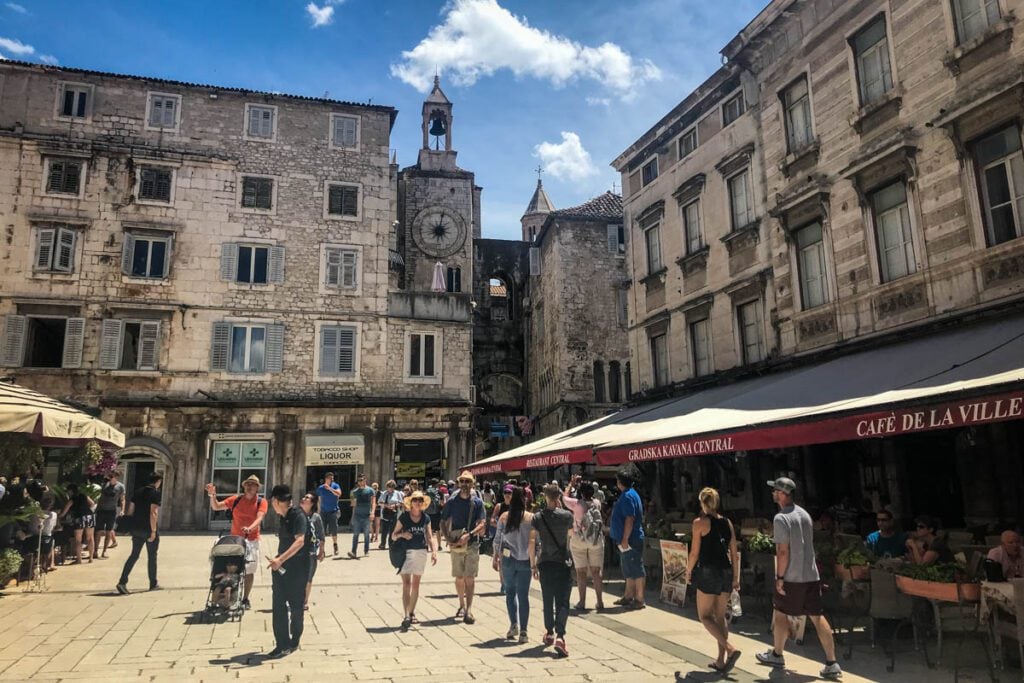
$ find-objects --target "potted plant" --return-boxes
[834,545,873,581]
[0,549,22,588]
[893,562,981,603]
[746,531,775,555]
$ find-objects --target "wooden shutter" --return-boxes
[98,319,124,370]
[47,161,64,193]
[139,168,155,199]
[55,228,75,272]
[210,322,232,371]
[241,177,257,207]
[341,186,358,216]
[35,227,56,270]
[269,246,285,283]
[607,224,619,254]
[264,323,284,373]
[341,251,357,288]
[155,169,171,201]
[325,249,340,286]
[319,326,339,375]
[220,243,238,281]
[337,116,357,147]
[138,321,161,370]
[62,317,85,368]
[121,233,135,275]
[150,97,163,126]
[628,170,641,196]
[1,315,26,367]
[337,326,356,374]
[327,185,343,215]
[529,247,540,276]
[248,107,261,136]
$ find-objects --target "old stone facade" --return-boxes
[0,62,473,528]
[525,192,630,436]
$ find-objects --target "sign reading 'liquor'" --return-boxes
[305,434,365,466]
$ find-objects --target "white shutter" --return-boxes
[264,323,284,373]
[55,228,75,273]
[529,247,540,276]
[248,107,260,136]
[319,326,339,375]
[337,326,356,374]
[269,246,285,283]
[343,117,357,147]
[210,322,232,371]
[121,233,135,275]
[341,251,357,288]
[62,317,85,368]
[220,243,238,281]
[35,228,55,270]
[1,315,26,367]
[607,224,619,254]
[150,97,163,127]
[138,321,160,370]
[98,319,124,370]
[325,249,341,287]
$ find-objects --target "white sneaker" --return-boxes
[755,649,785,667]
[506,625,519,640]
[820,662,842,678]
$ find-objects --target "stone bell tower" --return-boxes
[418,76,458,173]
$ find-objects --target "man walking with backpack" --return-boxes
[206,475,268,609]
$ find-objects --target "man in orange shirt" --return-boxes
[206,475,268,609]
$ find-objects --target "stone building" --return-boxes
[0,61,474,529]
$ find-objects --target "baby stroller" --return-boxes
[204,535,246,621]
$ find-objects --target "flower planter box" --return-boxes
[895,575,980,603]
[835,564,870,581]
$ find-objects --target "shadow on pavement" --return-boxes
[470,638,520,650]
[209,652,263,668]
[504,644,558,659]
[676,670,735,681]
[365,625,402,634]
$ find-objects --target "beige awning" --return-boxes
[0,381,125,449]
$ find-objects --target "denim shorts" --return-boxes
[617,541,645,579]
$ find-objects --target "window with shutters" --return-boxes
[683,200,703,255]
[317,323,358,379]
[852,16,894,107]
[137,165,173,203]
[145,92,181,131]
[782,76,814,153]
[737,299,765,364]
[952,0,1001,44]
[405,331,442,384]
[727,169,754,230]
[330,114,360,149]
[1,315,84,369]
[650,333,669,388]
[324,247,358,290]
[99,319,161,371]
[56,82,92,120]
[722,92,745,127]
[209,321,283,374]
[244,104,277,141]
[222,243,284,285]
[33,224,77,274]
[607,223,625,255]
[44,158,84,196]
[973,125,1024,246]
[690,317,712,377]
[122,231,171,279]
[644,223,663,274]
[870,181,918,281]
[237,245,270,284]
[795,222,829,308]
[678,128,698,160]
[641,158,659,186]
[616,288,628,327]
[240,175,274,210]
[325,182,360,218]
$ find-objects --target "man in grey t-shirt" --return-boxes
[96,472,126,559]
[756,478,840,679]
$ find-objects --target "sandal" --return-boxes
[409,614,419,624]
[455,606,465,619]
[722,650,741,673]
[612,596,633,606]
[464,613,475,624]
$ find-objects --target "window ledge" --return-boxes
[122,275,170,286]
[779,139,820,176]
[720,220,761,247]
[676,246,710,273]
[216,372,274,381]
[323,213,362,222]
[30,271,79,282]
[237,206,277,216]
[640,267,668,286]
[314,374,359,383]
[403,376,443,385]
[943,14,1016,75]
[107,370,162,377]
[849,88,904,134]
[228,282,277,292]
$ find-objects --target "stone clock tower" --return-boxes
[397,77,480,293]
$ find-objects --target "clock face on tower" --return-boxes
[412,207,467,258]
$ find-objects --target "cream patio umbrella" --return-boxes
[0,381,125,449]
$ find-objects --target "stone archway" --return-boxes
[115,437,175,530]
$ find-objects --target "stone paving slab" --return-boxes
[0,533,1003,681]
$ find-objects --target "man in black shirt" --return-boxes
[266,484,309,659]
[116,472,163,594]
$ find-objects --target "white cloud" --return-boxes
[585,96,611,107]
[39,54,58,65]
[306,0,344,28]
[534,132,597,183]
[391,0,660,99]
[0,37,33,56]
[5,3,27,14]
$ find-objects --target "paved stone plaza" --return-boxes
[0,534,1000,682]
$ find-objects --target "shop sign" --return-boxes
[305,434,365,466]
[241,443,268,468]
[213,443,241,468]
[466,448,593,476]
[396,462,426,478]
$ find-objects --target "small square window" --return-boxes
[245,104,276,140]
[33,224,77,273]
[147,93,180,130]
[122,232,171,279]
[45,158,83,196]
[57,83,91,119]
[327,184,359,217]
[331,114,359,148]
[325,247,358,289]
[722,92,745,126]
[679,128,698,159]
[138,166,173,202]
[241,176,274,210]
[641,158,659,186]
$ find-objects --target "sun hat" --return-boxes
[404,491,432,510]
[457,470,475,483]
[243,474,261,487]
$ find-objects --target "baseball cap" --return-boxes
[503,484,515,494]
[767,477,796,494]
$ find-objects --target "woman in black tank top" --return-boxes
[686,487,741,673]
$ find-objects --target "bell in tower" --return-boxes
[418,76,457,170]
[428,110,448,150]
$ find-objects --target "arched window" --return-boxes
[594,360,605,403]
[608,361,621,403]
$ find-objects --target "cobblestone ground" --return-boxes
[0,533,998,681]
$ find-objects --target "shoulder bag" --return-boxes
[539,512,573,569]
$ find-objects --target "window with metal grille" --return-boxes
[852,16,894,106]
[46,159,82,195]
[327,184,359,217]
[138,166,172,202]
[241,176,274,210]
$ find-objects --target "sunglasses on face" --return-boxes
[458,479,472,484]
[916,524,928,529]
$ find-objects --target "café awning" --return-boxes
[466,313,1024,475]
[0,381,125,449]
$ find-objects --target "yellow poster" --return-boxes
[396,462,426,479]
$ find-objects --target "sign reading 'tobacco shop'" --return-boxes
[305,434,365,466]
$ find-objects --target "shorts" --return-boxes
[95,510,117,531]
[244,539,260,576]
[401,548,429,576]
[323,510,339,536]
[430,515,441,533]
[773,580,824,616]
[569,536,604,569]
[450,545,481,577]
[693,565,732,595]
[67,514,95,530]
[374,506,382,518]
[617,540,645,580]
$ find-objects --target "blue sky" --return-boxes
[0,0,765,240]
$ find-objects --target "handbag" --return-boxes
[389,538,408,572]
[539,512,573,569]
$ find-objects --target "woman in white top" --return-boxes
[562,475,605,611]
[492,487,536,643]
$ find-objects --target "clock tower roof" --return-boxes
[524,179,555,216]
[425,75,451,105]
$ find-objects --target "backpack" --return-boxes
[426,487,440,515]
[226,494,262,522]
[581,501,605,545]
